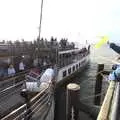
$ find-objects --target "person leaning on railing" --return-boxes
[109,42,120,60]
[39,65,55,90]
[108,64,120,82]
[108,42,120,81]
[109,43,120,55]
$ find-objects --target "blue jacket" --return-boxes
[108,65,120,81]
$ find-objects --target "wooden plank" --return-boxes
[97,81,115,120]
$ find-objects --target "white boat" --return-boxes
[22,46,90,120]
[25,46,90,92]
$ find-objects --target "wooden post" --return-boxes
[94,64,104,105]
[66,83,80,120]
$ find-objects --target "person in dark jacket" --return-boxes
[109,43,120,54]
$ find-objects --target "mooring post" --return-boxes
[94,64,104,105]
[66,83,80,120]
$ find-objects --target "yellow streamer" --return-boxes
[95,36,109,48]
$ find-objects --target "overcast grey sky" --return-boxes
[0,0,119,43]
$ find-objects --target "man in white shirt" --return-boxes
[39,66,55,90]
[8,64,16,76]
[25,65,56,92]
[40,68,54,83]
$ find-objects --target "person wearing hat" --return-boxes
[108,64,120,81]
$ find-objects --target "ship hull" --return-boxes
[57,54,90,83]
[35,55,90,120]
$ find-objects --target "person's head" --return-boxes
[9,64,13,68]
[112,64,118,70]
[47,64,53,68]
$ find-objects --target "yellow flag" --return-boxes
[95,36,109,48]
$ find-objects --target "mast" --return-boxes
[37,0,44,65]
[38,0,44,40]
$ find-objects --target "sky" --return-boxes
[0,0,120,43]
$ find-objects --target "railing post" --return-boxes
[66,83,80,120]
[94,64,104,105]
[20,89,32,120]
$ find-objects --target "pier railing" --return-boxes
[97,81,115,120]
[0,69,29,89]
[96,63,120,120]
[97,81,120,120]
[1,84,54,120]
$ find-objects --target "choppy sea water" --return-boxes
[55,45,118,120]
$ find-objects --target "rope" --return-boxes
[79,72,109,88]
[80,88,107,101]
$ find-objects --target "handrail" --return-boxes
[2,69,30,81]
[1,83,52,120]
[109,82,120,120]
[97,81,116,120]
[13,93,49,120]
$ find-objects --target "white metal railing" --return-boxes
[1,84,53,120]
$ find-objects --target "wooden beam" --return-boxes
[97,81,115,120]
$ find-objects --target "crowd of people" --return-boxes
[0,60,25,77]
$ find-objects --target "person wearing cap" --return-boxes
[108,65,120,81]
